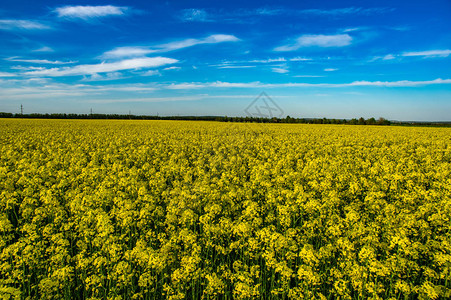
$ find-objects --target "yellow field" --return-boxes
[0,119,450,299]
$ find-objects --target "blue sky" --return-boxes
[0,0,450,121]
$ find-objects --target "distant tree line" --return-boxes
[1,112,450,126]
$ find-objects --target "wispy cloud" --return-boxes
[54,5,130,20]
[101,34,240,59]
[155,34,239,52]
[32,46,54,53]
[250,57,286,63]
[402,50,451,58]
[342,27,364,32]
[2,79,450,105]
[157,78,451,89]
[0,72,17,77]
[324,68,338,72]
[382,54,396,60]
[163,66,181,71]
[6,57,76,64]
[218,65,256,69]
[179,9,210,22]
[371,49,451,62]
[101,47,155,59]
[177,7,284,23]
[141,70,161,76]
[299,7,394,16]
[0,81,160,100]
[272,66,289,73]
[293,75,325,78]
[81,72,123,81]
[290,57,312,61]
[177,6,391,23]
[24,57,178,77]
[275,34,352,51]
[11,66,47,71]
[0,19,51,30]
[214,56,311,68]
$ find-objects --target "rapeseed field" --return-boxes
[0,119,450,299]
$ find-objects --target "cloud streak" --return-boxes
[0,19,51,30]
[275,34,352,51]
[372,49,451,61]
[177,6,392,23]
[101,47,155,59]
[154,34,240,52]
[101,34,240,59]
[402,50,451,58]
[1,78,449,106]
[0,72,17,77]
[272,66,289,73]
[218,65,256,69]
[179,9,210,22]
[299,7,394,16]
[6,57,76,64]
[24,57,178,77]
[55,5,129,20]
[33,46,54,53]
[158,78,451,89]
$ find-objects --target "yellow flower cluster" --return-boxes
[0,119,450,299]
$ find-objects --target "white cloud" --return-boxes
[86,96,205,103]
[371,50,451,62]
[177,7,285,23]
[343,27,363,32]
[214,56,311,67]
[255,8,284,16]
[324,68,338,72]
[179,9,209,22]
[163,66,181,71]
[6,57,76,64]
[33,46,54,52]
[11,66,47,71]
[218,65,256,69]
[142,70,161,76]
[272,67,289,73]
[402,50,451,58]
[343,78,451,87]
[0,72,17,77]
[383,54,396,60]
[175,7,392,24]
[275,34,352,51]
[100,34,240,59]
[157,78,451,89]
[299,7,394,16]
[156,34,240,52]
[250,57,286,63]
[101,47,155,59]
[293,75,324,78]
[0,19,50,30]
[1,78,450,105]
[24,57,178,77]
[165,83,205,90]
[81,72,123,81]
[0,81,160,101]
[209,81,261,88]
[55,5,129,20]
[290,57,312,61]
